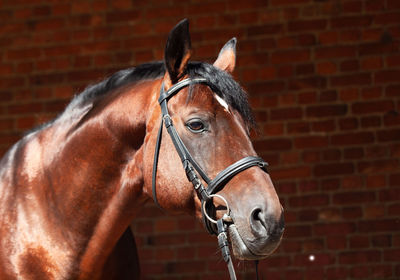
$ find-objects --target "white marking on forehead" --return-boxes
[214,94,230,112]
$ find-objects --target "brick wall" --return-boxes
[1,0,399,279]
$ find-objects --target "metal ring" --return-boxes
[201,194,231,224]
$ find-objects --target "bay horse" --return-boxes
[0,19,284,279]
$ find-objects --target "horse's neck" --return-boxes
[0,80,159,278]
[49,81,159,274]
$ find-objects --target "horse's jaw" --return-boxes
[228,224,282,260]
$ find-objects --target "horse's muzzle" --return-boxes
[228,206,284,260]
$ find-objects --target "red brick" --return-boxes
[389,204,400,216]
[321,178,340,190]
[386,84,400,97]
[294,136,329,149]
[361,86,382,99]
[339,88,359,101]
[339,117,359,130]
[365,145,389,159]
[263,123,284,136]
[315,46,357,59]
[359,41,398,56]
[247,24,283,37]
[253,138,292,151]
[294,254,334,267]
[306,104,347,118]
[106,10,141,23]
[297,181,318,193]
[263,255,291,267]
[372,265,395,279]
[372,235,392,247]
[342,1,363,13]
[361,116,381,128]
[340,29,361,42]
[339,251,381,264]
[298,91,317,104]
[322,149,341,161]
[273,166,311,180]
[332,132,374,146]
[270,0,310,6]
[284,225,312,238]
[277,181,297,194]
[270,49,310,64]
[279,89,297,105]
[288,19,327,32]
[340,60,359,72]
[387,54,400,67]
[380,189,400,202]
[316,61,337,75]
[318,31,338,45]
[375,12,400,25]
[287,122,310,134]
[362,28,382,41]
[277,65,294,78]
[344,148,364,160]
[377,129,400,142]
[289,194,329,208]
[326,267,349,280]
[314,163,354,177]
[7,48,42,61]
[271,107,302,120]
[359,219,400,232]
[351,266,372,278]
[326,236,347,250]
[298,34,316,45]
[361,56,383,70]
[349,235,369,248]
[331,73,371,87]
[389,173,400,186]
[295,63,314,76]
[365,0,386,11]
[343,206,363,219]
[375,70,400,84]
[280,151,300,164]
[312,119,336,132]
[366,174,386,189]
[358,159,399,174]
[387,0,400,9]
[289,76,327,90]
[331,15,372,29]
[315,222,356,236]
[333,191,376,205]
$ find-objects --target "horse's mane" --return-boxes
[34,61,254,134]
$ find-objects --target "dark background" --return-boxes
[1,0,399,279]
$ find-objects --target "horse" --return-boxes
[0,19,284,279]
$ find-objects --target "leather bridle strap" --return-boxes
[152,77,268,233]
[207,156,268,195]
[151,77,269,280]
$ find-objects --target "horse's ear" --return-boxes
[164,19,192,85]
[213,38,237,74]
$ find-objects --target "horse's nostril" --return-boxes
[250,206,284,240]
[250,207,268,236]
[252,208,262,222]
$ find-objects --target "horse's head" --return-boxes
[143,20,284,260]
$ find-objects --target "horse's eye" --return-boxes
[186,120,206,133]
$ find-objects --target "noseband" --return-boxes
[152,77,268,280]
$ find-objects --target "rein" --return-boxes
[152,77,268,280]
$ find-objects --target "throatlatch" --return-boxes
[151,77,269,280]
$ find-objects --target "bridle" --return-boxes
[152,77,269,280]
